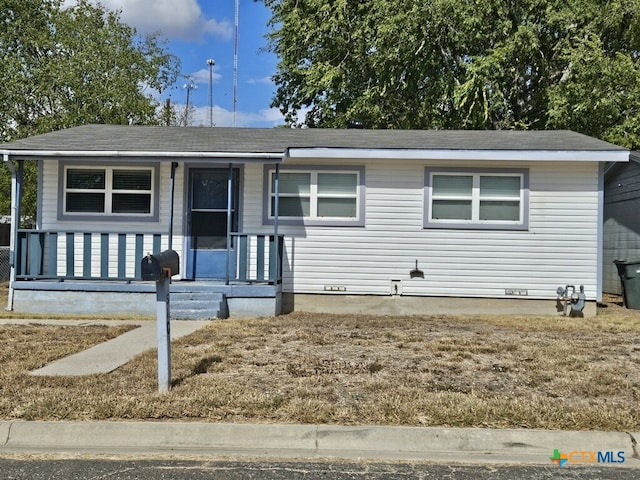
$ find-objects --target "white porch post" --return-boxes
[273,163,280,281]
[225,162,233,285]
[4,155,22,311]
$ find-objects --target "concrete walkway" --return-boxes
[0,319,209,376]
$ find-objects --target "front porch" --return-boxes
[10,229,284,319]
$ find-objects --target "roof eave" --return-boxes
[0,149,285,163]
[1,147,629,163]
[286,148,630,162]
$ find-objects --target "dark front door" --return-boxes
[186,168,239,279]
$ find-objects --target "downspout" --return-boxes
[168,162,178,251]
[597,161,604,303]
[225,162,233,285]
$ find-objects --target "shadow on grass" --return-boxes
[172,355,223,388]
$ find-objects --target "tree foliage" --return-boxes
[264,0,640,147]
[0,0,180,219]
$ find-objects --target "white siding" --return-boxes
[40,158,601,299]
[243,159,601,301]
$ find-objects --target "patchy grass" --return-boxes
[0,323,136,419]
[1,295,640,431]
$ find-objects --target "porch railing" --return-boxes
[15,230,164,281]
[231,233,284,284]
[14,229,284,284]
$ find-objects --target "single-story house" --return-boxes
[603,151,640,295]
[0,125,629,318]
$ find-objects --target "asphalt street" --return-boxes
[0,458,634,480]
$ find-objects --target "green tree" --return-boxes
[0,0,180,219]
[264,0,640,147]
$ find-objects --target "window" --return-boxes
[425,168,528,230]
[62,165,156,218]
[265,167,365,226]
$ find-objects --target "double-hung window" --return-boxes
[265,167,365,226]
[425,168,528,230]
[61,164,157,220]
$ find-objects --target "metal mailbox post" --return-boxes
[141,250,180,393]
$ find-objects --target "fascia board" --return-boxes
[286,148,630,163]
[0,150,285,163]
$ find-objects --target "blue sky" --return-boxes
[83,0,282,127]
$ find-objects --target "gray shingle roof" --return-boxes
[0,124,626,155]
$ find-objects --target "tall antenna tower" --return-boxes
[233,0,239,127]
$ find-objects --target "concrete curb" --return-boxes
[1,421,639,466]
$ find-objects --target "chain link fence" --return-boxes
[0,247,9,282]
[0,223,11,282]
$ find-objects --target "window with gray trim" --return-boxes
[425,169,528,229]
[63,166,154,216]
[266,168,364,225]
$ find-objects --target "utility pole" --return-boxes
[207,58,215,127]
[163,98,172,126]
[182,79,197,127]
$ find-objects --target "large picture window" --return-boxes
[265,167,365,226]
[62,165,156,218]
[425,168,528,230]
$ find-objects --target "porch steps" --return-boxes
[170,288,228,320]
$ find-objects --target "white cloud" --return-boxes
[179,104,283,128]
[189,67,222,85]
[139,80,162,102]
[74,0,232,41]
[247,76,274,85]
[251,108,286,125]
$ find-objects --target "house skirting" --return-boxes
[282,293,597,317]
[11,281,282,319]
[11,283,595,318]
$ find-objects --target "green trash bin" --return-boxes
[613,258,640,309]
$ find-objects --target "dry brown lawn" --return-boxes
[1,285,639,431]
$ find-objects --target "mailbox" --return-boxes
[141,250,180,281]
